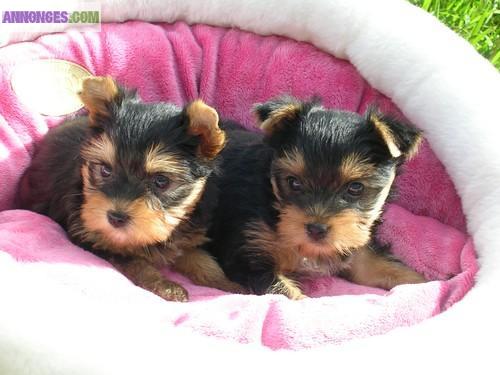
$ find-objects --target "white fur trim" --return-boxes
[1,0,499,374]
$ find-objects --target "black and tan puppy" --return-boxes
[19,76,239,301]
[205,97,426,299]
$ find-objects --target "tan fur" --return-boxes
[240,220,306,298]
[79,76,119,125]
[259,102,302,136]
[79,189,175,254]
[109,256,188,302]
[267,274,305,300]
[79,164,175,254]
[79,162,208,255]
[165,178,207,223]
[271,149,307,200]
[276,205,320,260]
[270,177,282,201]
[276,205,369,259]
[326,209,372,254]
[186,100,226,159]
[80,134,116,166]
[174,246,244,293]
[366,170,396,228]
[166,220,243,293]
[244,220,343,297]
[144,144,187,175]
[273,148,306,178]
[344,245,426,289]
[127,197,179,244]
[338,153,376,185]
[370,114,422,159]
[370,115,402,158]
[296,254,350,277]
[405,132,423,159]
[245,220,301,273]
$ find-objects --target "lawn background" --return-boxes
[410,0,499,68]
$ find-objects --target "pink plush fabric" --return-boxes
[0,21,477,350]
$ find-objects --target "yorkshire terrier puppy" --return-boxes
[205,97,426,299]
[19,76,239,301]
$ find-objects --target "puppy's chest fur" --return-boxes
[273,241,353,279]
[295,254,350,277]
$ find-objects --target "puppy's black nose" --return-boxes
[107,211,129,228]
[306,223,329,241]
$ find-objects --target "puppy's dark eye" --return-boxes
[100,164,112,178]
[347,182,364,196]
[152,174,170,190]
[287,176,302,192]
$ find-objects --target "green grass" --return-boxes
[409,0,500,68]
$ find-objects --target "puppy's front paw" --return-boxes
[152,280,189,302]
[268,274,305,300]
[394,269,427,285]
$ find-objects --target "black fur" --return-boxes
[205,122,278,293]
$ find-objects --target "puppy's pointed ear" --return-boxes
[79,76,126,127]
[185,100,226,160]
[367,109,423,160]
[253,96,304,137]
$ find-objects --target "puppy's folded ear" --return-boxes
[185,100,226,160]
[367,109,423,160]
[253,96,304,138]
[79,76,134,127]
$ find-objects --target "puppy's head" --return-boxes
[254,96,421,258]
[76,76,225,252]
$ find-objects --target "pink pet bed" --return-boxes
[0,1,498,374]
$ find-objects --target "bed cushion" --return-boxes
[0,21,477,351]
